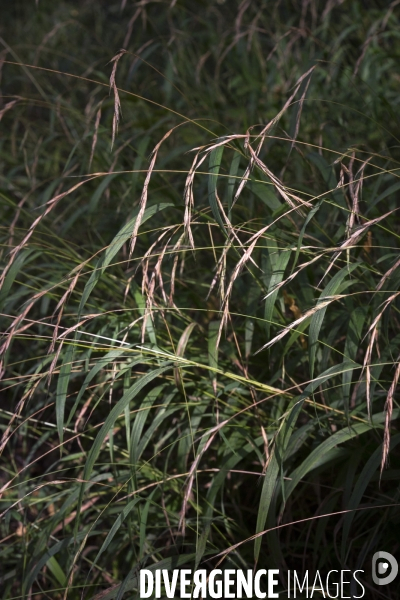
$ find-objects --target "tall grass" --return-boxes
[1,1,400,598]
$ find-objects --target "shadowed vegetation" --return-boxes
[1,1,400,598]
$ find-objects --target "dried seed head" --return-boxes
[108,49,127,149]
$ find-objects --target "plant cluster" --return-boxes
[1,1,400,598]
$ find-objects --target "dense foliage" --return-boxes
[1,1,400,598]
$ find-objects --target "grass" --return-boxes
[1,1,400,598]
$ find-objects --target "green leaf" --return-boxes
[257,361,358,557]
[24,533,87,594]
[264,241,291,339]
[139,490,156,559]
[309,263,359,379]
[245,318,254,358]
[75,365,171,535]
[46,556,67,587]
[88,173,119,214]
[66,349,137,427]
[131,280,157,345]
[254,396,304,563]
[130,385,166,467]
[135,390,179,461]
[226,152,241,219]
[130,135,151,192]
[341,433,400,561]
[250,179,281,211]
[208,320,219,373]
[112,553,198,600]
[342,306,367,418]
[197,441,257,568]
[92,497,142,569]
[0,249,37,310]
[208,320,220,391]
[308,152,345,208]
[174,322,196,393]
[78,201,173,316]
[208,145,226,233]
[291,200,322,275]
[284,409,400,502]
[367,180,400,214]
[56,344,74,447]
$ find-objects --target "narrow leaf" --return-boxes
[208,146,226,233]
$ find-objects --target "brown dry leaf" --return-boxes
[283,289,302,320]
[15,522,26,537]
[283,289,307,348]
[362,230,372,258]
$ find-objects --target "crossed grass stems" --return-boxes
[1,8,400,599]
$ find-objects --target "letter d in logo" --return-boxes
[372,551,398,585]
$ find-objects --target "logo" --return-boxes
[372,551,398,586]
